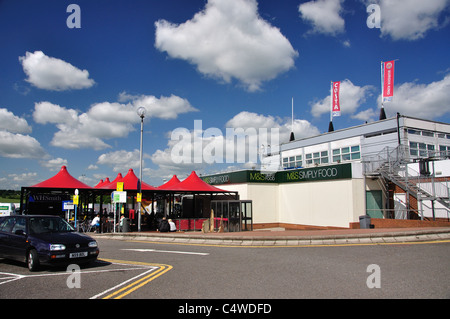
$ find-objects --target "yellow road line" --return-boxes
[99,258,173,299]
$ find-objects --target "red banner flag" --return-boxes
[332,81,341,117]
[383,60,395,102]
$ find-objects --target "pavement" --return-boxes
[92,226,450,246]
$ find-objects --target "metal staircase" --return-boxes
[363,145,450,219]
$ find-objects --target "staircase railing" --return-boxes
[363,145,450,217]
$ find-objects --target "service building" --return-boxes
[202,115,450,229]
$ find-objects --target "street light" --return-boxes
[137,106,146,232]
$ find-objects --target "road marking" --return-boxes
[1,259,173,300]
[0,262,152,286]
[121,248,209,256]
[95,258,173,299]
[0,272,24,285]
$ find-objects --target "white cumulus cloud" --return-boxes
[0,108,32,134]
[97,149,150,173]
[380,73,450,119]
[155,0,298,92]
[150,111,320,179]
[0,108,46,159]
[299,0,346,36]
[33,94,197,150]
[19,51,95,91]
[379,0,450,40]
[0,131,47,159]
[117,92,198,119]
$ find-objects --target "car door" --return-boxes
[9,216,28,262]
[0,217,15,258]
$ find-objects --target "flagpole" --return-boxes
[289,97,295,141]
[292,97,294,129]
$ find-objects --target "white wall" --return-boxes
[218,183,278,224]
[219,178,365,228]
[278,179,364,228]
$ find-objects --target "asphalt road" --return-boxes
[1,238,449,300]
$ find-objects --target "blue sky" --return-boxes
[0,0,449,189]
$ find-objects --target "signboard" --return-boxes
[112,191,127,203]
[136,193,142,203]
[116,182,124,192]
[73,195,79,205]
[277,164,352,183]
[202,163,352,185]
[383,60,395,102]
[63,201,74,210]
[331,81,341,117]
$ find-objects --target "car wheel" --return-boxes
[27,249,39,272]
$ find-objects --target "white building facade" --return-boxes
[202,115,450,229]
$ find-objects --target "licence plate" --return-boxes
[69,252,88,258]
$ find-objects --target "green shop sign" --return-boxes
[277,163,352,183]
[202,163,352,185]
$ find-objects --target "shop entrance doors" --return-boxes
[211,200,252,232]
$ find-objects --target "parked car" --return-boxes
[0,215,99,271]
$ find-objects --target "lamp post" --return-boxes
[137,106,146,232]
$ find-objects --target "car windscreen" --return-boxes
[29,217,75,234]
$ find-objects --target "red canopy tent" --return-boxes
[94,177,110,188]
[31,166,91,189]
[100,169,158,191]
[168,171,228,193]
[99,173,122,190]
[21,166,92,216]
[158,175,181,190]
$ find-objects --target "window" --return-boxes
[0,217,15,233]
[440,145,450,158]
[305,153,312,165]
[407,129,421,135]
[410,142,418,156]
[282,155,302,169]
[306,151,328,165]
[295,155,302,167]
[332,145,360,162]
[11,217,26,234]
[410,142,435,157]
